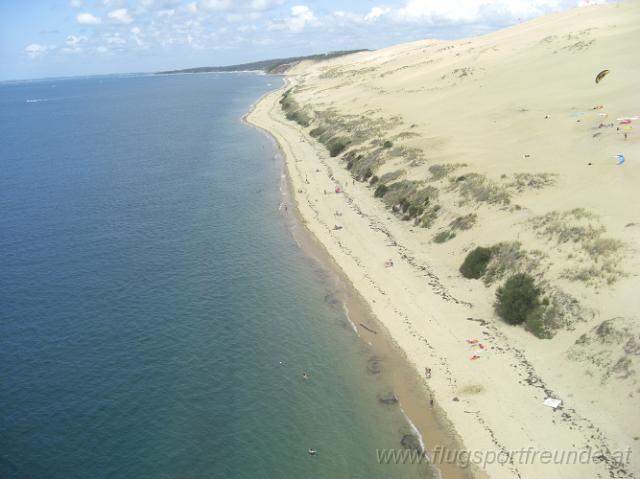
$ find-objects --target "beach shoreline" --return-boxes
[244,82,474,479]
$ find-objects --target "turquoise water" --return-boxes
[0,74,428,478]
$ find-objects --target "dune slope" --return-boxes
[248,2,640,478]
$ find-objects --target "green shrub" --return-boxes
[378,170,403,185]
[495,273,541,325]
[383,140,393,148]
[482,242,526,285]
[310,126,325,138]
[434,230,456,243]
[449,213,477,231]
[428,163,466,181]
[374,184,388,198]
[455,173,511,205]
[369,175,379,185]
[285,110,311,127]
[381,180,418,207]
[408,204,424,218]
[327,137,350,157]
[279,91,296,111]
[280,90,311,127]
[405,186,437,211]
[279,89,292,106]
[419,204,440,228]
[524,308,554,339]
[460,246,493,279]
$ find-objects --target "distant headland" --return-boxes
[156,50,369,75]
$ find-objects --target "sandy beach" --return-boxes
[247,2,640,478]
[245,101,473,479]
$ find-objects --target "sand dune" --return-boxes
[248,2,640,477]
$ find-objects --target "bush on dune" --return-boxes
[374,184,388,198]
[310,126,325,138]
[280,90,311,128]
[524,307,554,339]
[433,230,456,243]
[460,246,493,279]
[286,110,311,127]
[327,137,350,157]
[495,273,541,325]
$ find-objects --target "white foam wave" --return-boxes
[399,404,426,454]
[342,302,359,335]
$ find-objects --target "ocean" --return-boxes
[0,74,430,478]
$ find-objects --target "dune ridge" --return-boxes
[247,2,640,477]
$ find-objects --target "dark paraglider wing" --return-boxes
[595,69,610,84]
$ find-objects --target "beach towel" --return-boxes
[543,398,562,409]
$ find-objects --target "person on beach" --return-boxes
[425,367,431,379]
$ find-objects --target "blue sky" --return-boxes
[1,0,605,80]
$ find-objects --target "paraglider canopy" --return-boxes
[595,69,610,84]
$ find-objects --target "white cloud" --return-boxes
[238,24,258,32]
[96,46,109,53]
[130,27,149,48]
[77,12,101,24]
[392,0,582,24]
[284,5,316,32]
[329,1,609,32]
[254,38,274,46]
[66,35,87,46]
[186,2,198,14]
[69,0,82,7]
[250,0,285,11]
[332,10,366,23]
[104,33,126,44]
[365,6,392,22]
[108,8,133,23]
[25,43,49,59]
[200,0,232,10]
[226,11,261,22]
[63,35,87,54]
[157,9,175,18]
